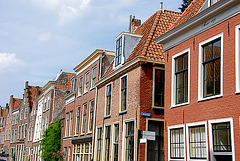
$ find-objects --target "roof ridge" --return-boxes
[142,10,162,57]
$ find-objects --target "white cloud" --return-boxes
[0,53,25,73]
[38,32,52,42]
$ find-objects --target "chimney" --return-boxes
[130,16,141,33]
[160,2,163,11]
[25,81,29,89]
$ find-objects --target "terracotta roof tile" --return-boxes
[126,10,181,63]
[1,109,6,117]
[13,98,22,110]
[169,0,206,29]
[55,72,75,91]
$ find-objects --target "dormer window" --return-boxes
[115,37,123,67]
[209,0,219,6]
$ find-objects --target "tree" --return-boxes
[40,119,63,161]
[179,0,193,12]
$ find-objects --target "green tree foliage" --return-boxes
[40,119,62,161]
[179,0,193,12]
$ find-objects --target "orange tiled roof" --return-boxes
[55,72,75,91]
[13,98,22,110]
[103,10,181,78]
[169,0,206,30]
[126,10,181,63]
[1,109,6,117]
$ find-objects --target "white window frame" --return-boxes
[91,66,97,89]
[65,113,69,137]
[88,100,94,133]
[235,24,240,93]
[186,121,208,161]
[78,76,83,97]
[81,103,87,134]
[198,33,223,102]
[47,96,50,110]
[122,118,135,161]
[152,67,165,108]
[111,122,120,161]
[69,111,73,136]
[114,36,124,69]
[119,74,128,113]
[75,106,81,136]
[168,124,185,161]
[208,118,235,161]
[84,72,90,93]
[94,126,103,161]
[103,124,111,161]
[171,48,190,108]
[105,82,112,117]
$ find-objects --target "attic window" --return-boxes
[209,0,219,6]
[115,37,123,67]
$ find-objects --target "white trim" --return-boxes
[113,35,125,70]
[186,121,208,161]
[105,82,112,117]
[102,124,112,161]
[76,55,100,75]
[94,126,103,161]
[119,74,128,113]
[208,118,235,161]
[65,95,75,106]
[111,122,120,161]
[91,66,97,89]
[77,76,83,97]
[235,24,240,93]
[43,84,55,96]
[198,33,223,101]
[122,118,135,161]
[152,67,165,108]
[168,124,186,161]
[171,48,190,108]
[84,71,90,93]
[88,99,95,133]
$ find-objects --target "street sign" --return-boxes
[141,112,151,117]
[142,131,155,141]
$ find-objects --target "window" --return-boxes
[106,84,111,116]
[65,113,69,137]
[44,99,47,111]
[188,125,207,159]
[85,72,89,93]
[153,68,164,107]
[96,127,102,161]
[71,78,76,92]
[75,107,80,135]
[199,34,223,101]
[125,121,134,161]
[42,118,45,132]
[212,123,231,152]
[170,127,184,159]
[28,127,31,141]
[174,52,189,105]
[69,111,73,136]
[64,147,67,161]
[115,37,123,67]
[147,121,164,161]
[47,96,50,110]
[104,126,111,161]
[46,116,48,129]
[16,114,18,124]
[20,109,23,120]
[25,124,27,138]
[78,77,83,96]
[209,119,234,161]
[25,108,28,118]
[203,39,221,97]
[81,104,87,134]
[209,0,220,6]
[120,76,127,111]
[72,143,92,161]
[12,115,15,125]
[89,100,94,132]
[236,25,240,93]
[92,67,97,88]
[22,124,24,139]
[113,124,119,161]
[68,147,71,161]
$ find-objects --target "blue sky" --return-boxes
[0,0,182,106]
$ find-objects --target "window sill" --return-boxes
[77,95,81,98]
[86,132,92,135]
[83,91,88,95]
[198,94,222,102]
[152,106,164,110]
[90,87,95,91]
[235,90,240,94]
[74,135,78,137]
[104,115,111,119]
[171,102,189,108]
[119,110,127,115]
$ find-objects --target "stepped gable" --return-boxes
[28,86,42,108]
[169,0,206,29]
[13,98,22,110]
[55,72,75,91]
[126,10,181,63]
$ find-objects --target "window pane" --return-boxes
[204,44,213,61]
[154,69,164,107]
[176,56,183,72]
[213,122,231,152]
[170,128,184,159]
[213,40,221,58]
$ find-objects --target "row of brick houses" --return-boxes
[0,0,239,161]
